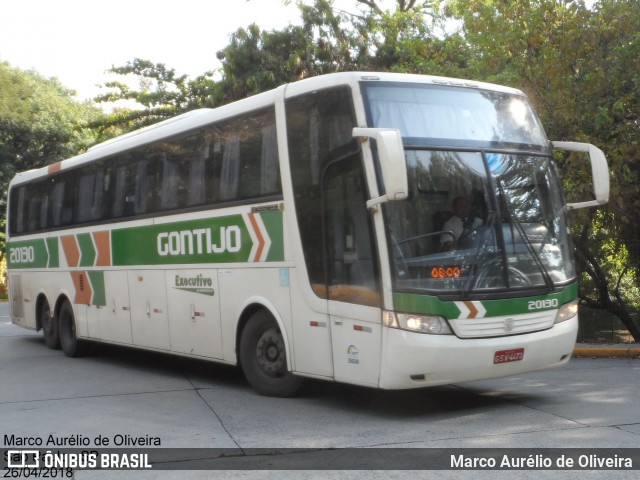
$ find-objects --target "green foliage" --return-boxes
[216,23,313,101]
[0,61,101,261]
[93,59,219,133]
[579,211,640,306]
[446,0,640,337]
[0,62,99,167]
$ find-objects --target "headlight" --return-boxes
[554,300,578,324]
[383,311,453,335]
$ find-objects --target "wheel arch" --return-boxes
[53,293,73,321]
[234,297,294,371]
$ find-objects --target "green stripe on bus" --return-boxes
[111,212,284,266]
[393,282,579,318]
[6,239,49,269]
[46,237,59,268]
[261,211,284,262]
[87,271,106,306]
[482,283,578,316]
[77,233,96,267]
[8,211,284,269]
[392,293,461,319]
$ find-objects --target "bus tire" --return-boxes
[239,310,303,397]
[58,300,90,357]
[40,298,60,350]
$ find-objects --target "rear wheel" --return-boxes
[239,310,303,397]
[58,300,90,357]
[40,298,60,350]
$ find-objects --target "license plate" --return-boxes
[494,348,525,364]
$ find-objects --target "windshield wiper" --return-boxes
[460,210,497,298]
[496,178,555,292]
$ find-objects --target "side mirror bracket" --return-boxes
[352,127,408,211]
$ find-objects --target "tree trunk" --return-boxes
[574,232,640,342]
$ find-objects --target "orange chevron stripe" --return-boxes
[48,162,62,175]
[92,231,111,267]
[61,235,80,268]
[464,301,479,319]
[70,271,92,305]
[248,213,265,261]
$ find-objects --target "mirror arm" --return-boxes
[352,127,408,211]
[366,195,388,212]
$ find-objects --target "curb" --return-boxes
[573,345,640,358]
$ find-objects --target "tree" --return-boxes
[92,58,220,134]
[447,0,640,339]
[0,61,101,261]
[96,0,469,127]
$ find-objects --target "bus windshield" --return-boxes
[363,82,548,150]
[362,82,575,296]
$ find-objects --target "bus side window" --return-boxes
[11,186,26,234]
[260,123,279,195]
[51,177,75,227]
[112,151,156,218]
[159,151,182,210]
[187,154,205,207]
[156,133,206,211]
[77,167,105,223]
[213,108,280,204]
[235,114,280,199]
[113,164,129,218]
[287,85,380,304]
[39,186,49,230]
[134,160,154,215]
[220,134,240,201]
[51,181,64,226]
[209,139,223,204]
[25,180,50,232]
[323,152,381,307]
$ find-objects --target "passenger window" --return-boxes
[51,177,75,227]
[25,181,50,231]
[219,134,241,201]
[155,132,206,211]
[207,108,280,203]
[112,152,156,218]
[187,154,206,207]
[12,186,26,234]
[77,166,105,222]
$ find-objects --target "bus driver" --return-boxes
[440,196,483,251]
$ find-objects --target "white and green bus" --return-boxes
[6,72,609,396]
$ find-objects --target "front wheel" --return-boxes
[58,300,90,357]
[239,310,303,397]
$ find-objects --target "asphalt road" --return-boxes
[1,301,639,479]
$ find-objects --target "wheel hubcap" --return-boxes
[256,327,285,376]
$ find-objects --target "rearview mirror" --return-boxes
[552,141,610,209]
[352,128,408,210]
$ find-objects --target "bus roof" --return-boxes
[9,72,526,187]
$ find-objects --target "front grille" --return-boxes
[451,311,556,338]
